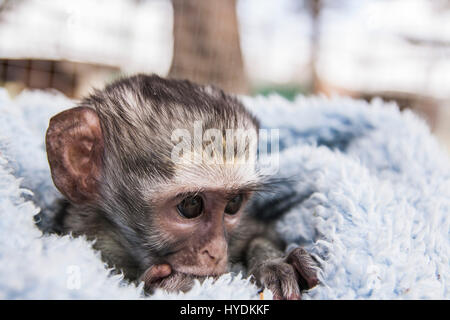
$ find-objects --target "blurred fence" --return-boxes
[0,58,121,97]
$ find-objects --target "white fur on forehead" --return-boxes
[173,161,260,192]
[169,127,260,192]
[144,161,260,200]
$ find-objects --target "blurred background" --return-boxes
[0,0,449,151]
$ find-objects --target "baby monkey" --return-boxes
[45,74,318,299]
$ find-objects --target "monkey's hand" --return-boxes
[251,247,319,300]
[141,264,196,295]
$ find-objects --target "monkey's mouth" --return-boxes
[171,263,228,278]
[142,266,217,294]
[141,263,225,293]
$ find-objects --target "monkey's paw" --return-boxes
[253,247,319,300]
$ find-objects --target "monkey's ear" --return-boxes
[46,107,104,204]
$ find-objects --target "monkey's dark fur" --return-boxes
[44,74,318,299]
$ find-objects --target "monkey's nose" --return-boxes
[199,239,227,271]
[202,249,219,263]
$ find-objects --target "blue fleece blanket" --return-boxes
[0,89,448,299]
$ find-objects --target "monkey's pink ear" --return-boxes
[46,107,104,204]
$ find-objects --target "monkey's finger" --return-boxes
[261,264,301,300]
[263,278,283,300]
[286,247,319,290]
[142,264,172,285]
[281,280,301,300]
[265,277,301,300]
[277,264,301,300]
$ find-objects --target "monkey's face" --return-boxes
[151,189,251,276]
[45,75,261,284]
[46,104,259,278]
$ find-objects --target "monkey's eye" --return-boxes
[177,195,203,219]
[225,194,243,215]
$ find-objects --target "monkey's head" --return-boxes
[46,75,260,283]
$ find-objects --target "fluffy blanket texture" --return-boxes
[0,88,448,299]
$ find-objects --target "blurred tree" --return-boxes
[305,0,322,93]
[293,0,323,93]
[169,0,248,94]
